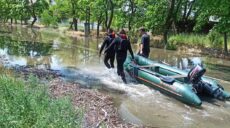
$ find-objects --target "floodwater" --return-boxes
[1,25,230,128]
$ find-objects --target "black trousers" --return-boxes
[104,52,115,69]
[116,55,127,83]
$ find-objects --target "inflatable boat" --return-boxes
[124,55,230,106]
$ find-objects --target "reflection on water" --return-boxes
[0,25,100,70]
[1,25,230,128]
[148,48,230,82]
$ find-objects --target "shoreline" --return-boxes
[1,23,229,60]
[0,60,143,127]
[49,78,140,128]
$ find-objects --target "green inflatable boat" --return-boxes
[124,55,230,106]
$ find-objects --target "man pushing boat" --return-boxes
[99,28,116,69]
[105,29,134,83]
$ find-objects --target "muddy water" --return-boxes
[1,25,230,128]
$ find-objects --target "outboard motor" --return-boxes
[188,65,206,84]
[188,65,224,100]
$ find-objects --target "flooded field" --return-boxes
[1,25,230,128]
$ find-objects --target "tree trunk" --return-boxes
[10,18,13,25]
[224,32,228,55]
[163,31,168,48]
[97,13,103,38]
[97,22,100,38]
[128,0,136,31]
[91,23,94,30]
[107,0,114,30]
[24,20,28,25]
[31,16,37,27]
[30,0,36,27]
[172,0,182,34]
[3,19,7,23]
[163,0,175,46]
[104,0,114,30]
[97,21,102,38]
[73,18,78,31]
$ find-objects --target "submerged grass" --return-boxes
[0,75,83,128]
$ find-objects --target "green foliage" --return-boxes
[0,75,83,127]
[166,42,177,50]
[169,33,230,50]
[41,10,58,27]
[169,33,210,48]
[0,0,229,52]
[208,30,223,49]
[195,0,230,33]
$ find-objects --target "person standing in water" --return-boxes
[138,27,150,58]
[99,28,116,68]
[106,29,134,83]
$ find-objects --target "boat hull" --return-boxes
[124,55,230,106]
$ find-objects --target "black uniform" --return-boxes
[139,33,150,58]
[107,35,134,83]
[99,34,115,68]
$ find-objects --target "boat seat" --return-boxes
[170,74,187,79]
[160,76,175,85]
[138,64,158,68]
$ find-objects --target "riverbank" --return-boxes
[150,34,230,60]
[0,55,142,127]
[177,45,230,60]
[0,70,141,127]
[0,23,106,39]
[50,78,139,128]
[0,74,83,127]
[1,23,229,60]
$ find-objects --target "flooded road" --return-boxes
[1,25,230,128]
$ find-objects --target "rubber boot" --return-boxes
[121,72,127,84]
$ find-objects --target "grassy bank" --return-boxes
[0,75,83,127]
[168,33,230,50]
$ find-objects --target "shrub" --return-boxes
[41,10,58,27]
[208,30,223,49]
[168,33,223,49]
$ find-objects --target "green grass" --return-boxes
[168,33,210,48]
[0,75,83,128]
[168,33,230,50]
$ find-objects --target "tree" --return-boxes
[29,0,49,27]
[102,0,115,30]
[90,0,105,37]
[195,0,230,55]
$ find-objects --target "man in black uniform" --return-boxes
[106,29,134,83]
[99,28,116,68]
[138,27,150,58]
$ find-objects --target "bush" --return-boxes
[208,30,223,49]
[0,75,83,128]
[168,33,225,49]
[41,10,58,27]
[166,42,177,50]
